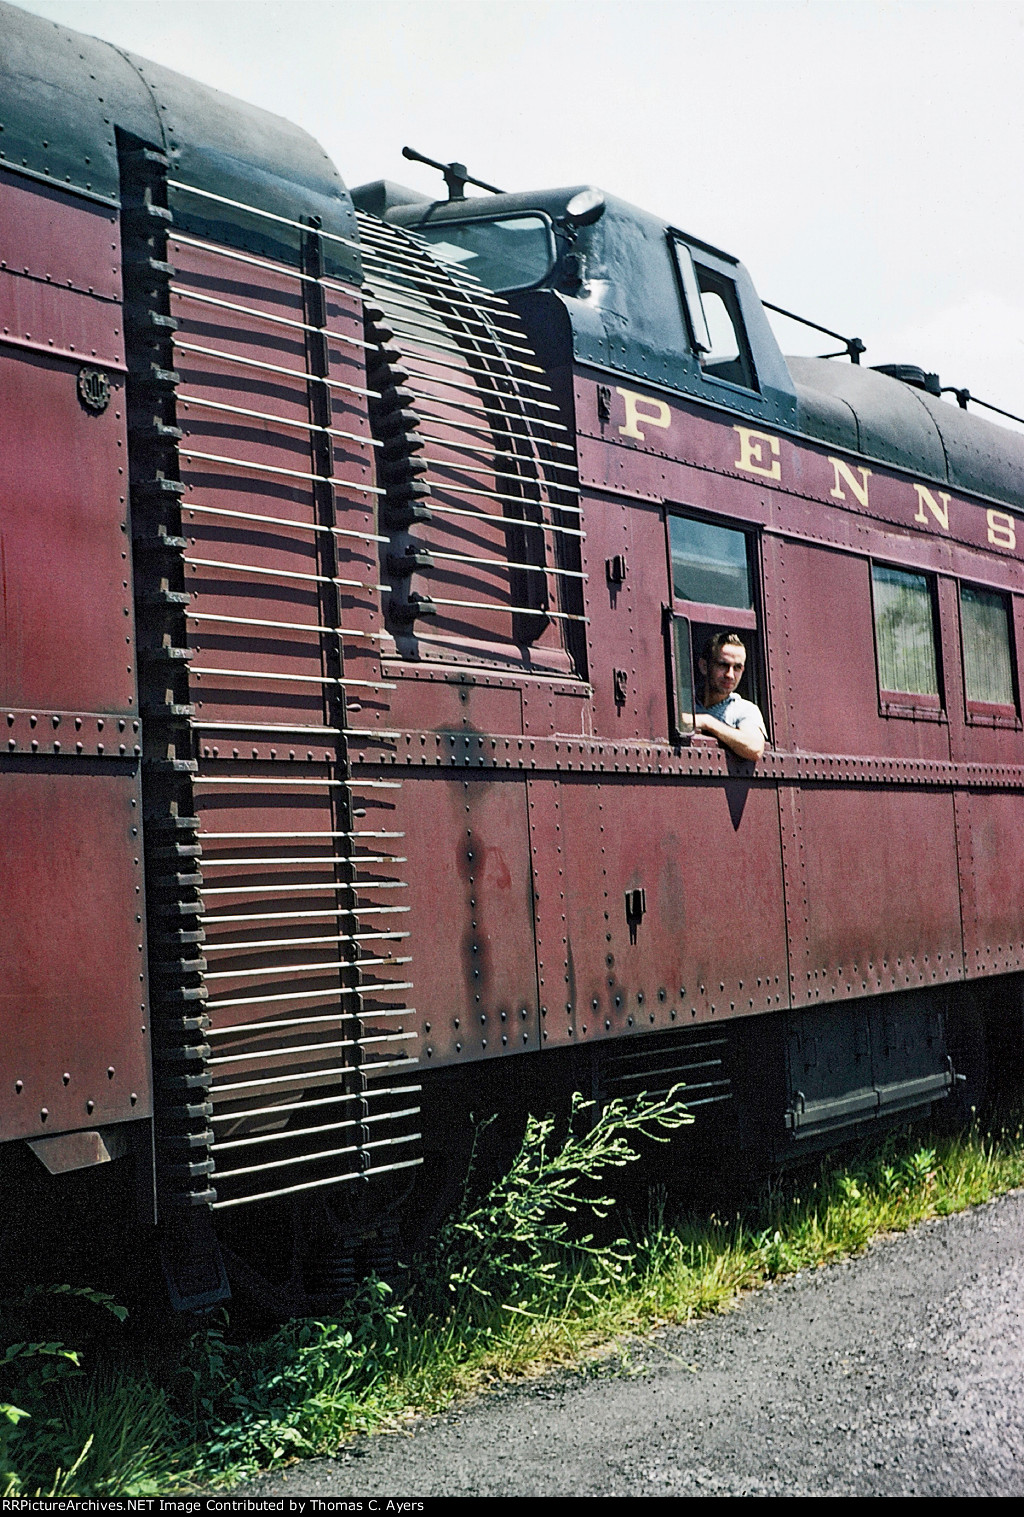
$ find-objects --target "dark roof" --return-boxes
[0,0,358,277]
[790,357,1024,511]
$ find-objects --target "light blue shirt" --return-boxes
[695,692,767,739]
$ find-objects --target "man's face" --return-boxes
[701,644,746,704]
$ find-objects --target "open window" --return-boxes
[960,582,1019,727]
[870,563,944,718]
[666,512,765,740]
[670,238,757,391]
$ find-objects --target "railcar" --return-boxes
[2,1,1022,1311]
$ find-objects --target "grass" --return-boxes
[4,1100,1024,1495]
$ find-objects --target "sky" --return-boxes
[12,0,1024,427]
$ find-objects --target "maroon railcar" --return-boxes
[2,2,1022,1308]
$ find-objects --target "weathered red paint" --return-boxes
[0,766,150,1140]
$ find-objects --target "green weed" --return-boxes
[6,1105,1024,1494]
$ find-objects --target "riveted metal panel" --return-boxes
[396,771,539,1067]
[541,773,788,1049]
[0,763,151,1140]
[776,536,952,763]
[0,349,135,714]
[959,790,1024,976]
[797,786,964,1005]
[0,169,121,301]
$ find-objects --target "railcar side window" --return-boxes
[670,516,753,609]
[667,513,764,736]
[960,583,1017,716]
[871,565,941,702]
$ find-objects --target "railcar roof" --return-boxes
[0,0,358,278]
[791,357,1024,511]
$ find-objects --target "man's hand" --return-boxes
[693,711,765,762]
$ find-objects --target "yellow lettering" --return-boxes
[616,387,671,441]
[912,484,951,533]
[987,508,1016,550]
[733,426,781,481]
[828,456,872,508]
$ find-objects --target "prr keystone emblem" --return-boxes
[77,367,111,413]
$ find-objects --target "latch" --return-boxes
[606,553,627,585]
[624,888,646,924]
[613,668,628,706]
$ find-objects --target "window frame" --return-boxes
[869,559,946,721]
[958,580,1021,729]
[664,508,767,744]
[667,233,759,395]
[409,210,558,293]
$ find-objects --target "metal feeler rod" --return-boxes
[385,432,571,482]
[384,309,539,369]
[187,610,383,637]
[179,447,386,495]
[169,231,358,297]
[408,548,586,578]
[185,555,386,591]
[167,179,363,255]
[372,322,545,384]
[194,728,345,740]
[211,1158,424,1211]
[360,277,536,354]
[212,1060,417,1097]
[205,955,411,981]
[403,420,577,462]
[209,993,415,1018]
[202,932,409,953]
[396,348,556,397]
[213,1111,420,1156]
[192,776,401,787]
[198,830,404,839]
[368,279,530,346]
[183,502,385,544]
[176,393,380,449]
[201,853,405,867]
[392,361,560,413]
[403,450,578,485]
[203,909,410,928]
[211,1157,424,1211]
[356,231,514,313]
[379,324,523,381]
[355,236,510,308]
[413,475,580,514]
[411,499,584,538]
[209,1083,421,1123]
[204,904,412,928]
[208,1034,388,1063]
[213,1109,421,1152]
[172,339,378,399]
[394,380,567,433]
[201,881,406,896]
[387,340,571,420]
[190,667,394,689]
[170,285,375,350]
[397,390,568,436]
[411,595,587,623]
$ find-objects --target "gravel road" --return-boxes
[238,1191,1024,1497]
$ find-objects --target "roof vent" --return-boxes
[871,364,941,397]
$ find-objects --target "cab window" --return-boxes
[670,237,757,391]
[414,214,555,292]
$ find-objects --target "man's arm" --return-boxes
[693,711,765,762]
